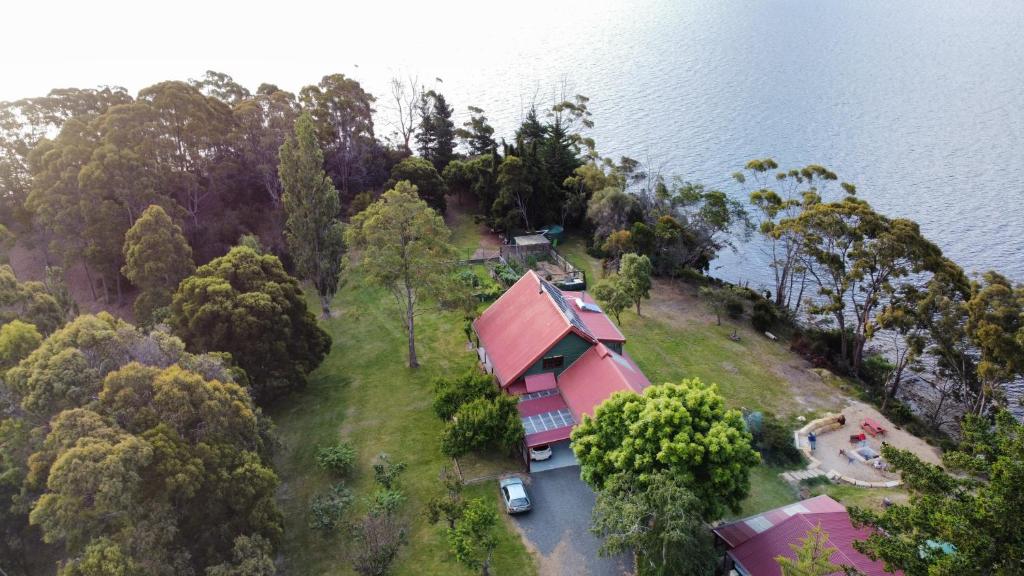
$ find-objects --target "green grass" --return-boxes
[733,466,798,519]
[556,235,602,284]
[808,483,907,512]
[447,208,483,259]
[270,216,534,575]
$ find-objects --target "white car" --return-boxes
[529,444,553,461]
[499,477,532,514]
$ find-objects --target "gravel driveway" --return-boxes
[510,466,633,576]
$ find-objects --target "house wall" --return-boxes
[601,341,623,355]
[523,332,592,379]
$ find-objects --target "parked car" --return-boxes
[529,444,553,461]
[499,477,532,514]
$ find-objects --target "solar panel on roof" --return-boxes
[521,408,575,435]
[540,279,596,340]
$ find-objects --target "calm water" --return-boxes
[355,0,1024,288]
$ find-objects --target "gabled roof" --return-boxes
[557,343,650,422]
[572,292,625,343]
[473,271,598,386]
[715,496,900,576]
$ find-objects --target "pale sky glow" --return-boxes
[2,0,575,102]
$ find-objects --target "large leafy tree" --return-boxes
[0,314,275,575]
[416,90,456,171]
[850,410,1024,575]
[618,253,652,315]
[345,181,456,368]
[780,196,945,373]
[448,498,499,576]
[455,106,496,157]
[278,112,345,318]
[121,204,195,324]
[964,271,1024,415]
[0,264,67,334]
[571,378,759,520]
[299,74,382,196]
[591,471,716,576]
[169,246,331,402]
[385,156,448,213]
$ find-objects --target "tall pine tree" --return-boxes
[279,112,345,318]
[416,90,456,171]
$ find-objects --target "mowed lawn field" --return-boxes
[269,212,535,575]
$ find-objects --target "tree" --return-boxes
[455,106,496,156]
[278,112,345,318]
[493,155,533,233]
[591,279,631,324]
[169,246,331,402]
[571,378,759,520]
[205,535,276,576]
[431,370,497,420]
[388,76,420,153]
[591,471,715,576]
[736,160,840,311]
[618,253,652,315]
[416,90,456,171]
[587,186,638,244]
[448,498,499,576]
[299,74,380,196]
[350,509,407,576]
[964,271,1024,415]
[780,196,944,374]
[385,156,448,213]
[121,204,195,324]
[775,525,843,576]
[0,264,67,334]
[426,467,466,530]
[699,286,739,326]
[345,182,457,368]
[440,395,524,457]
[0,319,42,372]
[850,410,1024,575]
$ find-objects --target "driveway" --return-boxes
[511,466,633,576]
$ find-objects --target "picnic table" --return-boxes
[861,418,886,437]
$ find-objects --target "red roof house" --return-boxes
[473,271,649,452]
[713,495,900,576]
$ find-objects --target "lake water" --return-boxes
[353,0,1024,288]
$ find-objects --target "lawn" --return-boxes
[270,223,535,575]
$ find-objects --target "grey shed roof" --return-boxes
[513,234,550,246]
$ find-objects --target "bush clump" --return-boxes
[751,299,779,333]
[309,482,354,532]
[440,395,524,457]
[316,442,358,477]
[432,370,497,420]
[750,412,804,467]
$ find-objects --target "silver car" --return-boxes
[499,477,532,514]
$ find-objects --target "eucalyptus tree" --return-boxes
[965,271,1024,415]
[121,204,195,324]
[345,181,457,368]
[456,106,496,156]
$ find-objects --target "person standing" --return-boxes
[808,431,817,452]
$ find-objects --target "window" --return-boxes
[542,355,564,370]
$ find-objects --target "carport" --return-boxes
[529,440,578,473]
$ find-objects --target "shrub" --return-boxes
[884,399,915,426]
[751,412,804,467]
[751,299,779,333]
[441,395,524,457]
[861,354,894,393]
[372,453,407,490]
[316,442,357,477]
[432,370,497,420]
[309,482,354,532]
[724,292,745,319]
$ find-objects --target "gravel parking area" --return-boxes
[509,466,632,576]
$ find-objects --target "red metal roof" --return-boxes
[715,495,846,548]
[557,344,651,422]
[716,496,900,576]
[516,393,570,418]
[524,425,573,447]
[571,292,626,342]
[473,271,584,387]
[524,372,558,393]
